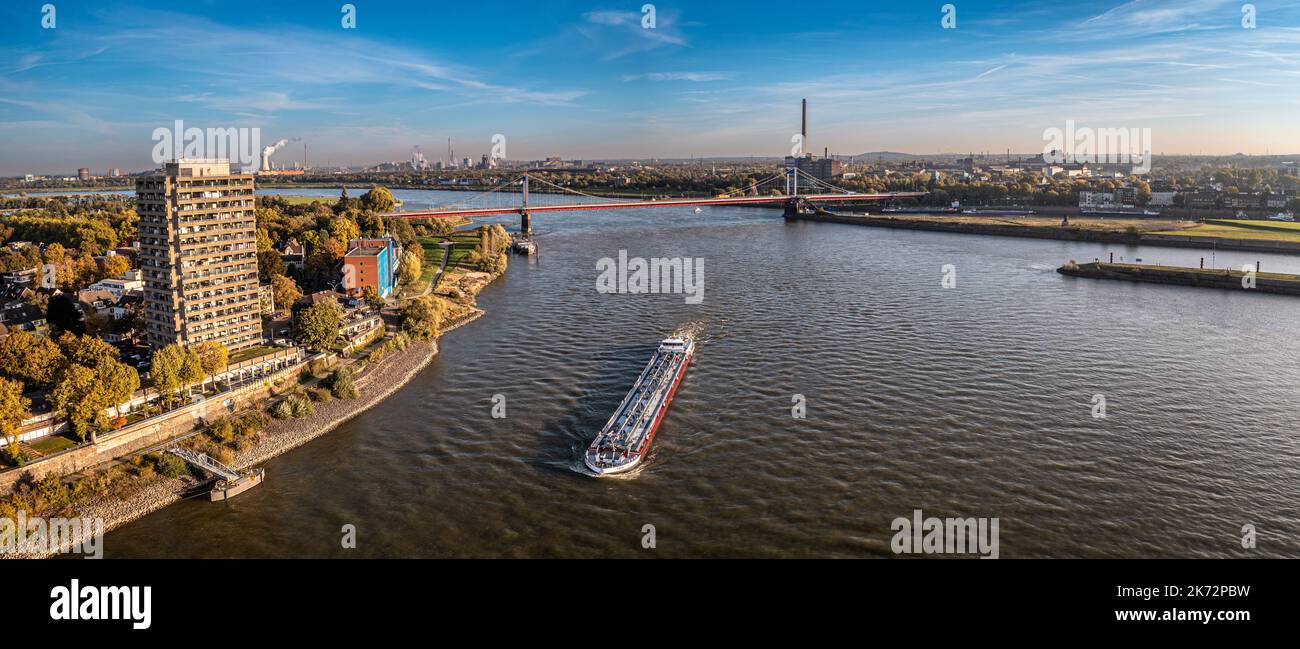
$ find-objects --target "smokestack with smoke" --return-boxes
[261,137,301,171]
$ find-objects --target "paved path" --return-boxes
[414,242,453,298]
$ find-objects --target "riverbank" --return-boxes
[796,212,1300,254]
[3,266,501,559]
[1057,261,1300,296]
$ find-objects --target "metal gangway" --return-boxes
[168,448,241,481]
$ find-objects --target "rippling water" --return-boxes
[104,191,1300,558]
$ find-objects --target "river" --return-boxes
[101,188,1300,558]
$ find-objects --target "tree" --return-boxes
[0,330,64,391]
[271,275,303,314]
[471,224,510,274]
[384,217,419,250]
[360,186,397,213]
[357,211,385,238]
[400,296,445,341]
[52,364,109,442]
[193,341,228,390]
[331,216,360,246]
[99,254,131,280]
[99,360,139,421]
[256,227,274,253]
[398,248,423,286]
[0,378,31,461]
[151,343,202,404]
[258,249,286,282]
[57,331,117,370]
[361,285,384,309]
[294,300,344,350]
[335,187,355,214]
[43,243,65,265]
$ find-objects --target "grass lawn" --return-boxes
[265,194,334,206]
[895,214,1199,233]
[417,232,480,279]
[1204,219,1300,232]
[229,344,284,364]
[1150,223,1300,243]
[30,434,79,455]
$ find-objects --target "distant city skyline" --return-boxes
[2,0,1300,175]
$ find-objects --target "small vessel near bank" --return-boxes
[167,447,265,501]
[584,337,694,476]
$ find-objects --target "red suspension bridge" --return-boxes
[383,168,926,235]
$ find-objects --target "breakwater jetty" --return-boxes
[792,212,1300,255]
[1057,261,1300,296]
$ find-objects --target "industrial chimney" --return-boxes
[801,98,807,155]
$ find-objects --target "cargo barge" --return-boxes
[584,337,694,476]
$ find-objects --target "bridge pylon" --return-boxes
[520,172,532,237]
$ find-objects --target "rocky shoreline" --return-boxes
[4,305,489,559]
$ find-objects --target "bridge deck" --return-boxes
[383,192,926,219]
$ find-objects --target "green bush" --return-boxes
[156,453,189,478]
[273,395,315,419]
[308,357,333,376]
[234,412,266,436]
[211,446,234,466]
[308,387,333,403]
[289,395,314,418]
[209,418,236,443]
[327,367,358,400]
[271,399,294,419]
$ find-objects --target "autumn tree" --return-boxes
[0,330,64,391]
[293,300,344,351]
[271,275,303,314]
[384,217,419,250]
[50,334,139,439]
[57,331,117,370]
[99,254,130,280]
[151,343,203,405]
[193,341,229,391]
[43,243,65,265]
[400,296,445,341]
[360,186,397,213]
[0,378,31,461]
[361,285,384,309]
[52,365,108,442]
[398,248,423,286]
[331,216,360,246]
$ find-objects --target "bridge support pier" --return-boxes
[520,210,532,236]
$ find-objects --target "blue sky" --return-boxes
[2,0,1300,174]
